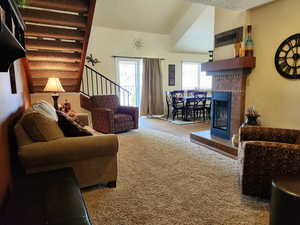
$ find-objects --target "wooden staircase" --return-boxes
[20,0,96,92]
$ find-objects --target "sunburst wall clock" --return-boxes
[275,33,300,79]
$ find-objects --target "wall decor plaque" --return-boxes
[168,64,175,86]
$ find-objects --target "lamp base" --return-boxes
[51,94,59,110]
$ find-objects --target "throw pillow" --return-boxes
[21,112,64,142]
[56,111,92,137]
[295,136,300,144]
[32,100,58,121]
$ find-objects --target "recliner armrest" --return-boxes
[19,135,118,168]
[117,106,139,128]
[239,126,300,144]
[91,108,114,133]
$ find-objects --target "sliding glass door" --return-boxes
[116,58,142,106]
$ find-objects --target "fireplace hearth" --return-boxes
[211,92,232,140]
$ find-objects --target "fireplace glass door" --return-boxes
[213,100,228,131]
[211,92,232,140]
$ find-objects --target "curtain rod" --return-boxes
[112,56,166,60]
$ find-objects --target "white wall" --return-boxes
[87,26,208,94]
[214,1,300,129]
[86,26,208,113]
[214,8,250,60]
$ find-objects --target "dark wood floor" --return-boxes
[139,117,210,139]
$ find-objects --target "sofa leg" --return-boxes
[107,181,117,188]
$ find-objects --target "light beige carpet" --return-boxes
[83,128,269,225]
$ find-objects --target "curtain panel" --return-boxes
[140,58,164,116]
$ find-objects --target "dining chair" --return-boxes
[187,90,196,96]
[204,97,212,120]
[170,90,185,120]
[165,91,172,119]
[185,98,198,120]
[193,91,207,120]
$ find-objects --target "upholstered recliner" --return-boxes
[238,126,300,199]
[87,95,139,134]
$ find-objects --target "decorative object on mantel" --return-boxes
[201,56,256,76]
[244,106,260,126]
[44,78,66,110]
[133,38,144,49]
[245,25,254,57]
[234,42,242,58]
[215,26,243,48]
[86,54,100,66]
[0,0,26,72]
[275,33,300,79]
[208,50,214,62]
[168,64,175,86]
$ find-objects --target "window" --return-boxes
[181,62,212,90]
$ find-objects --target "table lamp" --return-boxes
[43,78,65,110]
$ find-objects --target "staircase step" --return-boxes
[26,39,83,52]
[26,0,88,13]
[27,51,81,62]
[29,61,80,71]
[21,8,87,28]
[26,25,85,41]
[32,78,79,87]
[31,70,80,79]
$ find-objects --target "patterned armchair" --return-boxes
[90,95,139,134]
[238,126,300,199]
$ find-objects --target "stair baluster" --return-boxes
[81,65,131,106]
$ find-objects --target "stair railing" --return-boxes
[80,65,131,106]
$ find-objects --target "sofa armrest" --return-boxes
[18,135,118,168]
[117,106,139,128]
[239,126,300,144]
[91,108,114,133]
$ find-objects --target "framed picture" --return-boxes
[168,64,175,86]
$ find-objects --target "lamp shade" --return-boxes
[43,78,65,92]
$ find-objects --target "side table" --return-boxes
[66,111,90,127]
[75,112,90,126]
[270,176,300,225]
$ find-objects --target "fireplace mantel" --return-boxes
[201,56,256,76]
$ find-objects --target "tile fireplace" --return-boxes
[190,56,256,158]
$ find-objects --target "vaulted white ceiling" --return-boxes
[188,0,275,10]
[93,0,190,34]
[92,0,276,53]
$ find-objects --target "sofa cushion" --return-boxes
[114,113,133,123]
[32,100,58,122]
[57,111,92,137]
[21,112,64,142]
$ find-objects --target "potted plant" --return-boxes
[245,106,260,126]
[16,0,26,7]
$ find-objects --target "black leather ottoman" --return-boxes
[270,176,300,225]
[1,168,92,225]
